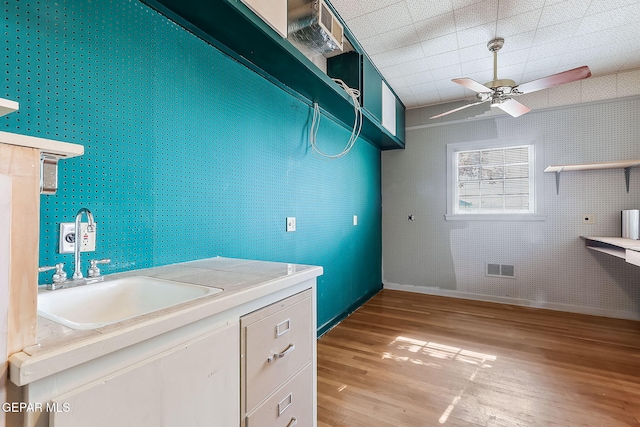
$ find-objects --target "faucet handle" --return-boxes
[39,263,67,284]
[88,258,111,278]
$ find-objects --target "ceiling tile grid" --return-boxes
[328,0,640,109]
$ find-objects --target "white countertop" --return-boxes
[9,257,323,386]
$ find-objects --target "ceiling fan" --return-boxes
[431,37,591,119]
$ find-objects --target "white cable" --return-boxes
[309,78,363,159]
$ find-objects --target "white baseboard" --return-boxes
[383,282,640,321]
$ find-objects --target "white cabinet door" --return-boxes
[49,322,239,427]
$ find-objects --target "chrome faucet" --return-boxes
[73,207,96,280]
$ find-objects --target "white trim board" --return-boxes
[383,282,640,321]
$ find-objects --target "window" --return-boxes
[446,137,545,221]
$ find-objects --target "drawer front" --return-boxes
[245,364,313,427]
[243,291,312,413]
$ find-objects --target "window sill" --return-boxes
[445,214,547,221]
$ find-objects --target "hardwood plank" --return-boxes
[317,290,640,427]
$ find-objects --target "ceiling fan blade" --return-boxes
[496,99,531,117]
[430,100,487,119]
[452,78,492,93]
[516,66,591,94]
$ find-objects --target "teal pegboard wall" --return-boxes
[3,0,382,333]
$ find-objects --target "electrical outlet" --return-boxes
[286,217,296,232]
[353,215,358,226]
[59,222,97,253]
[582,214,597,224]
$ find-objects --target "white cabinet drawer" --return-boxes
[242,290,312,414]
[245,364,313,427]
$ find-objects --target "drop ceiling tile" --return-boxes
[437,85,467,102]
[533,20,580,45]
[384,75,410,89]
[460,58,493,77]
[425,50,461,69]
[496,63,527,81]
[359,24,421,55]
[403,95,422,109]
[454,0,499,31]
[345,14,378,39]
[411,80,440,94]
[496,9,543,37]
[383,56,432,77]
[546,80,581,107]
[528,39,573,62]
[451,0,484,9]
[364,0,407,15]
[538,0,590,29]
[414,12,457,40]
[370,42,425,68]
[399,69,436,85]
[406,0,454,22]
[421,33,459,57]
[575,7,629,36]
[366,2,414,35]
[498,0,545,19]
[458,43,494,63]
[455,24,496,48]
[497,49,531,68]
[378,63,409,79]
[520,69,555,85]
[580,74,618,102]
[501,31,537,51]
[586,0,638,16]
[523,55,563,75]
[429,64,463,81]
[330,0,367,20]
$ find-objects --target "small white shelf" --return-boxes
[545,160,640,194]
[0,131,83,158]
[0,97,19,118]
[582,236,640,267]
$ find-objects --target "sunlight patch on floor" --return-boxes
[381,336,497,425]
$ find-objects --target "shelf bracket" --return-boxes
[624,167,631,193]
[554,167,564,195]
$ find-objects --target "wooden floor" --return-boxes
[317,290,640,427]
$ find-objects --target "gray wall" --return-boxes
[382,96,640,319]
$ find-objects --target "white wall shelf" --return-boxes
[545,160,640,195]
[582,236,640,267]
[0,98,19,117]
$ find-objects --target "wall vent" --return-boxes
[486,263,515,279]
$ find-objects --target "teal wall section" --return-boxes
[2,0,382,334]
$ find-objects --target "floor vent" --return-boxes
[486,263,515,279]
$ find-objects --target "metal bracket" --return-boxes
[554,168,564,195]
[624,167,631,193]
[40,154,59,195]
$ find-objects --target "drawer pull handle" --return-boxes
[286,417,298,427]
[268,343,295,363]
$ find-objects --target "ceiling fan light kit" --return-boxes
[431,37,592,120]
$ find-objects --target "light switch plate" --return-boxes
[286,217,296,232]
[59,222,97,253]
